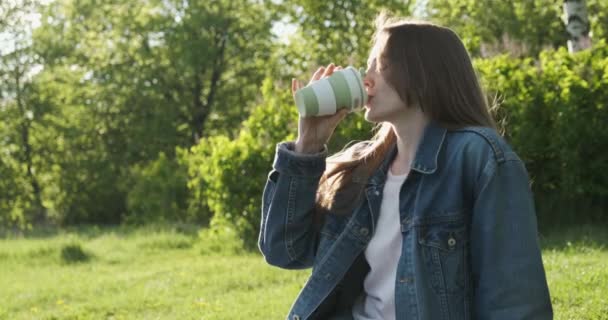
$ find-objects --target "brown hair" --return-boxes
[313,13,497,226]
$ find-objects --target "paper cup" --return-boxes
[295,66,367,117]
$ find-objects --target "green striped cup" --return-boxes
[294,66,367,117]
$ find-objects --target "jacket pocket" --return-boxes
[418,220,468,295]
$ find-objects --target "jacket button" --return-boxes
[374,190,380,196]
[448,237,456,247]
[359,227,369,236]
[293,315,300,320]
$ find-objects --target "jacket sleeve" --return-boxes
[258,141,327,269]
[471,155,553,319]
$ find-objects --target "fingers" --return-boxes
[338,107,349,119]
[326,108,349,123]
[311,66,325,82]
[310,63,344,84]
[322,63,336,78]
[292,78,304,95]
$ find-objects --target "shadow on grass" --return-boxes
[60,243,93,264]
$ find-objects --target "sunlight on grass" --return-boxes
[0,225,606,319]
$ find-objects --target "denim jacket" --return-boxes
[258,122,553,320]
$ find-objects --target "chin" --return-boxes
[363,108,381,123]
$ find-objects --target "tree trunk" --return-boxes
[191,29,228,145]
[563,0,592,53]
[14,64,47,225]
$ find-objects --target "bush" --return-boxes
[476,40,608,225]
[0,156,32,230]
[0,110,38,230]
[190,42,608,249]
[197,216,246,255]
[125,152,190,224]
[187,77,379,249]
[186,78,297,248]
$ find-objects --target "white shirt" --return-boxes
[352,169,408,320]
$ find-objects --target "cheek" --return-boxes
[382,86,401,103]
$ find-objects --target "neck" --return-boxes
[389,107,429,175]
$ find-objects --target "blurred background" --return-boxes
[0,0,607,318]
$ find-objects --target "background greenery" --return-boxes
[2,0,607,318]
[4,0,606,242]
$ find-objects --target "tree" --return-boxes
[564,0,592,52]
[0,0,47,227]
[8,0,278,224]
[424,0,607,57]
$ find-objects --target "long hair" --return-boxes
[313,13,497,226]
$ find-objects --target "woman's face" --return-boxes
[363,48,408,123]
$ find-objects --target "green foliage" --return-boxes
[186,75,374,247]
[187,78,297,247]
[476,40,608,224]
[125,152,189,225]
[274,0,415,78]
[426,0,608,57]
[2,0,607,235]
[194,41,608,248]
[0,150,33,228]
[2,0,276,227]
[26,65,127,224]
[197,216,246,255]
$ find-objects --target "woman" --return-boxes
[258,13,552,320]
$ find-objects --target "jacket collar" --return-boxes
[367,121,447,186]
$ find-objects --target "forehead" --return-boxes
[367,45,380,67]
[367,33,387,66]
[367,57,375,68]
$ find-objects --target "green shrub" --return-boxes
[189,42,608,249]
[197,217,246,255]
[0,134,36,230]
[125,152,190,224]
[187,76,380,249]
[186,78,296,248]
[476,40,608,225]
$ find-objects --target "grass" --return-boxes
[0,224,606,319]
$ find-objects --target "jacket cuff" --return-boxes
[272,141,328,177]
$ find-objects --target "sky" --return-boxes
[0,0,48,55]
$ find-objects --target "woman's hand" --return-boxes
[293,63,350,154]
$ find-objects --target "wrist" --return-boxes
[295,140,325,154]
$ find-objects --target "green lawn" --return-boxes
[0,225,606,319]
